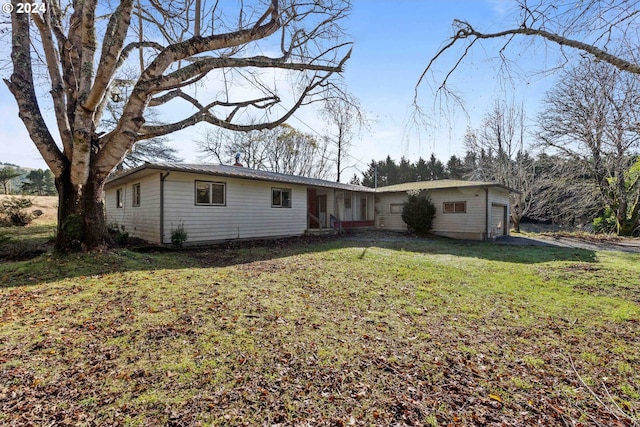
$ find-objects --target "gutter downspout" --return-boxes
[160,171,170,244]
[484,187,489,241]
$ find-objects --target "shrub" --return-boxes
[171,222,188,247]
[108,223,130,245]
[0,197,34,226]
[401,190,436,235]
[593,208,616,234]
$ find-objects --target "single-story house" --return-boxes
[104,163,514,245]
[104,163,375,245]
[375,180,513,240]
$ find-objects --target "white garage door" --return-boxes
[491,204,507,237]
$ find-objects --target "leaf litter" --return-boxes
[0,238,638,426]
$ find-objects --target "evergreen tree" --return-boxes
[415,157,429,181]
[0,167,21,194]
[446,155,466,179]
[426,153,447,180]
[397,156,417,183]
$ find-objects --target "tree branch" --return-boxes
[417,19,640,100]
[137,70,333,140]
[141,0,279,81]
[4,6,66,176]
[84,0,135,111]
[141,51,350,94]
[116,41,165,70]
[32,13,73,157]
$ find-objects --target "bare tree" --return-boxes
[117,139,182,170]
[3,0,351,250]
[320,88,367,182]
[538,60,640,235]
[101,81,182,170]
[465,101,536,232]
[417,0,640,103]
[528,153,601,227]
[198,124,332,178]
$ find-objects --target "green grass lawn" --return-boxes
[1,229,639,426]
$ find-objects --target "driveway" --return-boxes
[496,234,640,254]
[341,230,640,254]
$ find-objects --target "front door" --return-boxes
[360,196,367,220]
[317,195,327,228]
[307,189,319,228]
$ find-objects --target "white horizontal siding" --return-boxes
[105,173,161,243]
[431,187,486,236]
[162,172,307,244]
[376,192,409,231]
[376,187,509,240]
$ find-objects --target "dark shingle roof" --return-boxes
[105,162,375,192]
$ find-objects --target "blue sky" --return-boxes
[0,0,555,177]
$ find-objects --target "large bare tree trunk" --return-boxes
[55,170,109,251]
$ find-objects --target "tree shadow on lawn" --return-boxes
[1,233,596,288]
[363,235,597,265]
[333,230,597,263]
[152,232,597,269]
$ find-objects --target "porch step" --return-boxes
[305,228,338,236]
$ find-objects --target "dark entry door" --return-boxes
[307,189,319,228]
[317,195,327,228]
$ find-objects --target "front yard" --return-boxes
[1,229,639,425]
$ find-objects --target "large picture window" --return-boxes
[443,201,466,213]
[132,183,141,207]
[195,181,226,205]
[272,188,291,208]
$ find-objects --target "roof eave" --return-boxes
[104,163,376,192]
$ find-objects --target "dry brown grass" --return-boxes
[0,195,57,224]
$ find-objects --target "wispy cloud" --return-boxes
[488,0,513,17]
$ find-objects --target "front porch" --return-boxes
[306,187,375,233]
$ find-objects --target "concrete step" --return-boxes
[305,228,338,236]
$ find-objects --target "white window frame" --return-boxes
[132,183,141,207]
[116,188,124,208]
[272,188,292,208]
[195,180,226,206]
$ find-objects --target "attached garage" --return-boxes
[375,180,515,240]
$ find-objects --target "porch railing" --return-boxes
[308,212,322,230]
[330,214,343,234]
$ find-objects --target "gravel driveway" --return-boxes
[496,234,640,253]
[341,230,640,254]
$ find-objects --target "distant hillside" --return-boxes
[0,162,22,168]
